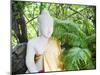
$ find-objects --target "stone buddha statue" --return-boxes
[26,9,63,73]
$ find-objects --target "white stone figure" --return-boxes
[26,9,62,73]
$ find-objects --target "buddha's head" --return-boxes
[38,9,54,38]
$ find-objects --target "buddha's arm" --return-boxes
[26,42,38,73]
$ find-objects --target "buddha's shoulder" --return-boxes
[27,37,40,45]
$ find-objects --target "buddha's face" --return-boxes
[40,24,53,38]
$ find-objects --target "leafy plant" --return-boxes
[52,18,96,70]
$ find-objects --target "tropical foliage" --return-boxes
[12,1,96,71]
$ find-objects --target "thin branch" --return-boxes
[24,13,38,36]
[26,3,39,24]
[39,3,44,14]
[12,30,19,43]
[66,7,87,18]
[48,4,51,10]
[26,16,38,24]
[68,7,84,17]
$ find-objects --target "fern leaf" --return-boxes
[63,47,94,70]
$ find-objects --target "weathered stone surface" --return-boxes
[12,43,27,74]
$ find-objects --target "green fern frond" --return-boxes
[53,31,80,47]
[86,33,96,45]
[54,18,80,35]
[53,19,88,47]
[82,19,95,35]
[63,47,94,70]
[54,18,86,37]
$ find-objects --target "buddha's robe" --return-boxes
[35,39,63,72]
[43,39,62,72]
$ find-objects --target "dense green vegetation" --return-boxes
[12,1,96,71]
